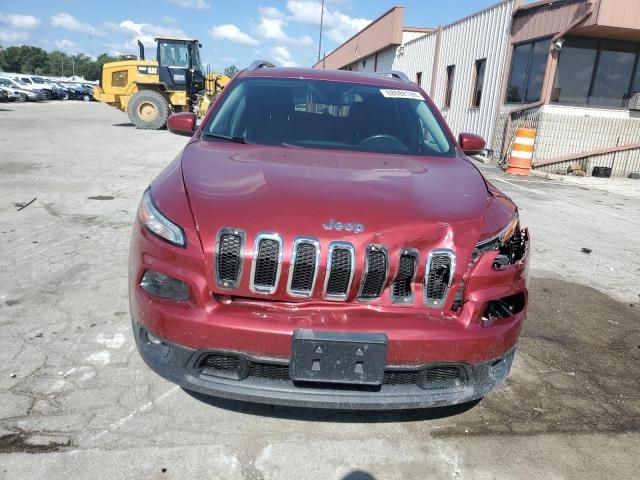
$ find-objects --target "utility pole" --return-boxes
[61,57,64,76]
[72,56,75,78]
[317,0,325,62]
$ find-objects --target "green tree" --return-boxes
[0,45,49,74]
[47,51,71,76]
[224,65,239,78]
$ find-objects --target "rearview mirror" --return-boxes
[167,112,196,136]
[458,133,486,154]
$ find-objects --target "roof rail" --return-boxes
[377,70,412,83]
[249,60,276,70]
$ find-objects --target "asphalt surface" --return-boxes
[0,102,639,479]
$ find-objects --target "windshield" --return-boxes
[159,41,189,68]
[204,77,455,157]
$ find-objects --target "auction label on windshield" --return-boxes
[379,89,423,100]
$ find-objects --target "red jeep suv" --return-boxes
[130,65,529,410]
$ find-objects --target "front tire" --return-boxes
[127,90,170,130]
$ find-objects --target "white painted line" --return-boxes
[489,176,546,196]
[88,385,179,444]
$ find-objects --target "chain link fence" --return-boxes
[491,107,640,177]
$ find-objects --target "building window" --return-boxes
[506,39,550,103]
[416,71,422,87]
[553,37,640,108]
[444,65,455,108]
[472,59,487,107]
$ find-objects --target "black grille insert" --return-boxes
[391,252,417,302]
[252,237,281,292]
[359,247,388,299]
[425,252,454,306]
[197,353,469,390]
[325,246,353,298]
[216,232,243,288]
[420,365,467,389]
[290,241,318,295]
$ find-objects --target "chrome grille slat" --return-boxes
[287,237,320,298]
[215,228,245,289]
[323,242,355,301]
[358,245,388,300]
[424,249,455,307]
[250,233,283,294]
[391,249,418,304]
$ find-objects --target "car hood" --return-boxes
[179,141,508,297]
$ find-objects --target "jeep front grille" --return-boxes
[250,233,283,294]
[213,230,455,308]
[215,228,245,289]
[390,249,418,304]
[324,242,355,300]
[287,238,320,297]
[424,250,455,307]
[358,245,388,300]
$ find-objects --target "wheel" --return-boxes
[127,90,170,130]
[18,93,27,102]
[83,94,91,102]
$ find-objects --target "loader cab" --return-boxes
[156,38,205,93]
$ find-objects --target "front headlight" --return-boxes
[475,212,520,253]
[475,212,526,266]
[138,188,186,248]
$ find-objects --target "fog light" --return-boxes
[146,331,163,345]
[140,270,189,301]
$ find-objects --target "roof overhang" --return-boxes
[314,6,405,69]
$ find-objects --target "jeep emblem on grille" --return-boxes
[323,218,365,233]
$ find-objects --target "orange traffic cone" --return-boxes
[506,128,536,176]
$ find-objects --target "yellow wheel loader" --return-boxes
[93,38,230,129]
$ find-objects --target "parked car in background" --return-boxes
[0,87,20,102]
[0,76,47,100]
[0,78,45,102]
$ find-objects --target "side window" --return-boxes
[444,65,455,108]
[472,59,487,107]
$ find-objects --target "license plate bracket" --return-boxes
[290,330,387,385]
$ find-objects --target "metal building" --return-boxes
[314,0,640,177]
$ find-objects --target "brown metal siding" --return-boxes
[511,0,590,42]
[596,0,640,30]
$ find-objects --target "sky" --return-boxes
[0,0,513,70]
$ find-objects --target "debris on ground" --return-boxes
[87,195,115,201]
[15,198,37,211]
[581,248,592,254]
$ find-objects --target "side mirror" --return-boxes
[458,133,486,154]
[167,112,196,136]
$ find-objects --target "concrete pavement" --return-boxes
[1,102,638,479]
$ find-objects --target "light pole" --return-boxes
[317,0,325,62]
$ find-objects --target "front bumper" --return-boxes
[134,322,515,410]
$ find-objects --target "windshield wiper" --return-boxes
[204,133,247,144]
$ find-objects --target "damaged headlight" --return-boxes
[138,188,186,248]
[475,212,526,267]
